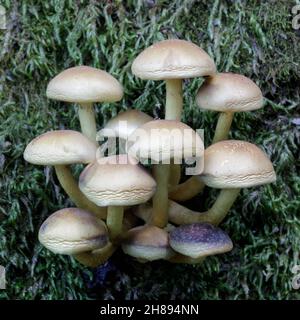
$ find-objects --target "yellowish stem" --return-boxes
[107,206,124,241]
[78,103,97,144]
[165,79,183,121]
[212,112,234,144]
[151,164,170,227]
[169,176,205,201]
[55,165,106,219]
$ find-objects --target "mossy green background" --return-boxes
[0,0,299,299]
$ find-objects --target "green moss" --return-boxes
[0,0,299,299]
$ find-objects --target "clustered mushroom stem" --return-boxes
[203,188,240,225]
[169,176,205,201]
[212,112,234,144]
[172,189,240,225]
[73,242,116,268]
[54,165,106,219]
[168,159,181,186]
[165,79,183,187]
[106,206,124,241]
[151,163,170,228]
[78,103,98,144]
[165,79,183,121]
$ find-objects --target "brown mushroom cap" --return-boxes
[79,154,156,206]
[102,109,153,140]
[46,66,123,103]
[122,225,175,261]
[169,223,233,258]
[38,208,108,255]
[199,140,276,188]
[127,119,204,165]
[196,73,263,112]
[24,130,97,165]
[132,39,216,80]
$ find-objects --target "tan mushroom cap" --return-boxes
[199,140,276,189]
[101,109,153,140]
[24,130,97,165]
[132,39,216,80]
[122,225,175,261]
[127,119,204,165]
[169,223,233,258]
[46,66,123,103]
[38,208,108,255]
[196,73,263,112]
[79,154,156,206]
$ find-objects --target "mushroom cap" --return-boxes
[132,39,216,80]
[122,225,175,261]
[46,66,123,103]
[38,208,108,255]
[169,223,233,258]
[127,119,204,166]
[79,154,156,206]
[199,140,276,188]
[196,73,263,112]
[101,109,153,140]
[24,130,97,165]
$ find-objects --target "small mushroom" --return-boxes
[24,130,106,218]
[38,208,108,255]
[127,119,204,228]
[79,154,156,241]
[132,39,216,121]
[169,223,233,258]
[122,225,175,261]
[46,66,123,143]
[196,73,263,143]
[99,109,153,154]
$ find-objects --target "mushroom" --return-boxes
[135,140,276,226]
[38,208,109,255]
[122,225,175,261]
[127,119,204,228]
[169,223,233,258]
[23,130,106,218]
[99,109,153,154]
[46,66,123,143]
[132,39,216,121]
[79,154,156,241]
[196,73,263,144]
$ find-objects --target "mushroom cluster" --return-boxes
[24,39,276,268]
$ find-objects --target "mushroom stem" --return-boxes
[151,164,170,228]
[78,103,97,144]
[165,79,183,121]
[194,188,240,225]
[212,112,234,144]
[107,206,124,241]
[73,242,116,268]
[168,159,181,186]
[54,165,106,219]
[169,176,205,201]
[136,188,240,226]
